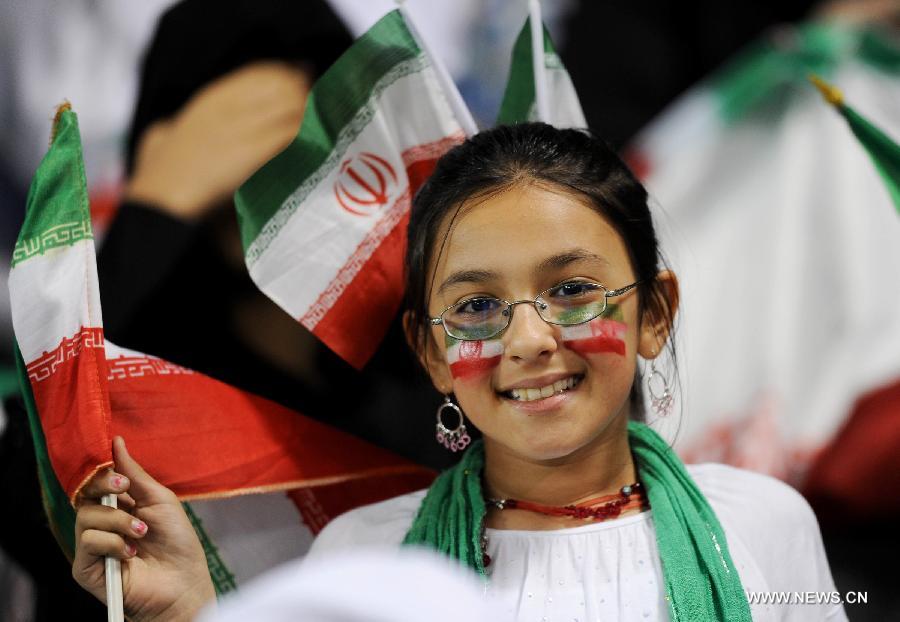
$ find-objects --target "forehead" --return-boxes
[431,182,630,285]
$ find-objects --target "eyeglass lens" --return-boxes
[442,282,609,340]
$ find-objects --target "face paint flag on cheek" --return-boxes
[446,336,504,381]
[560,313,628,357]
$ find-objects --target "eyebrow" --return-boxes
[535,248,610,273]
[437,269,499,295]
[436,249,609,295]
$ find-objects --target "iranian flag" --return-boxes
[10,105,434,593]
[624,23,900,483]
[234,9,474,370]
[496,0,586,128]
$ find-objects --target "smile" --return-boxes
[502,375,583,402]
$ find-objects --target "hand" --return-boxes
[125,61,311,220]
[73,437,215,621]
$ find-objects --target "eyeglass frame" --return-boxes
[429,279,643,341]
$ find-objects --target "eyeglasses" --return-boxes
[429,279,641,341]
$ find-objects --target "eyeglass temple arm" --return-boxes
[606,281,642,297]
[430,317,443,325]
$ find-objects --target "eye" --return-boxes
[548,281,602,299]
[453,297,504,316]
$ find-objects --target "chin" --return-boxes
[507,431,595,463]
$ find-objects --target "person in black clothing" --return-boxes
[97,0,449,469]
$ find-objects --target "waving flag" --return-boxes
[810,74,900,213]
[235,9,472,370]
[625,24,900,483]
[10,105,434,592]
[496,6,586,128]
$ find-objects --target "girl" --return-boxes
[73,123,845,621]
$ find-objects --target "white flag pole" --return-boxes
[395,1,478,137]
[101,493,125,622]
[528,0,550,122]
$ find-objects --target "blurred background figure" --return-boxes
[197,549,499,622]
[1,0,898,620]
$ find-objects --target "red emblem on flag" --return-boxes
[333,152,399,216]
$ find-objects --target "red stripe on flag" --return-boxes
[308,206,409,369]
[27,327,113,502]
[104,369,432,499]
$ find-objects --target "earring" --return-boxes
[646,356,673,417]
[435,396,471,452]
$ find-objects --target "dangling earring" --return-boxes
[646,352,673,417]
[435,396,471,452]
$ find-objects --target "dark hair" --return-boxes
[403,123,677,414]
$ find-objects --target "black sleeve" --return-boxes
[97,200,199,339]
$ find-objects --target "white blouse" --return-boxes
[308,463,847,621]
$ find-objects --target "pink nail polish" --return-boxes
[125,543,137,556]
[132,519,147,534]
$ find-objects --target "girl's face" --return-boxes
[421,182,668,463]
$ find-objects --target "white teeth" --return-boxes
[507,376,580,402]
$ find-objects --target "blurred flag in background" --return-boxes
[625,23,900,487]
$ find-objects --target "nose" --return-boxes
[502,302,558,363]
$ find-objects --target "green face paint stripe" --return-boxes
[182,502,237,596]
[555,302,624,325]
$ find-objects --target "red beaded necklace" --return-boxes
[486,482,648,521]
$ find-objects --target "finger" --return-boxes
[75,505,149,543]
[77,468,131,504]
[77,529,137,561]
[118,492,136,509]
[113,436,177,506]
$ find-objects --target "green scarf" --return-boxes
[403,421,752,621]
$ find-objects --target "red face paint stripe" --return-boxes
[561,319,627,357]
[449,355,503,379]
[563,337,626,356]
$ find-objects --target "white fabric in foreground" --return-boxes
[309,463,848,621]
[198,548,499,622]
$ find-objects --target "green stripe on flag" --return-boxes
[14,346,76,559]
[842,103,900,213]
[235,9,421,253]
[12,107,92,267]
[497,18,556,125]
[810,75,900,214]
[183,503,237,596]
[710,24,899,125]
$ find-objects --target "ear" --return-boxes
[402,310,454,394]
[637,270,679,359]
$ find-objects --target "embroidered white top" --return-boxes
[308,463,848,621]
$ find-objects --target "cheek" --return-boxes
[559,317,628,357]
[446,338,504,382]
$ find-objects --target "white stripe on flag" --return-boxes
[187,492,314,586]
[9,239,102,363]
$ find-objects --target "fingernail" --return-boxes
[111,475,129,490]
[125,543,137,557]
[131,519,147,535]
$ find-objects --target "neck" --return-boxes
[482,413,636,510]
